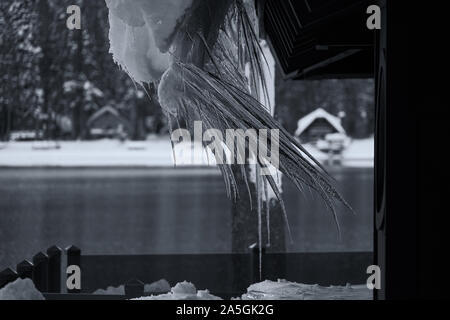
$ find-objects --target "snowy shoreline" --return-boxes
[0,137,373,168]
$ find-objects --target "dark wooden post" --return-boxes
[17,260,34,280]
[373,0,418,299]
[66,245,81,293]
[32,252,49,292]
[125,279,145,299]
[0,268,19,289]
[47,246,62,293]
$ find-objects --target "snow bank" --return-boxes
[144,279,171,294]
[132,281,222,300]
[0,139,219,168]
[242,279,372,300]
[0,279,45,300]
[341,137,374,167]
[105,0,193,83]
[94,279,171,295]
[0,138,373,168]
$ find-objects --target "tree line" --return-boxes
[0,0,165,141]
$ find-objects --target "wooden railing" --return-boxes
[0,246,372,300]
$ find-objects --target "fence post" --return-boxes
[125,279,145,299]
[66,245,81,293]
[17,260,34,280]
[32,252,49,292]
[0,268,19,289]
[47,246,62,293]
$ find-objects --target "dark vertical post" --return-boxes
[66,245,81,293]
[373,0,386,301]
[32,252,49,292]
[374,0,419,299]
[17,260,34,280]
[0,268,19,289]
[125,279,145,299]
[47,246,62,293]
[250,245,266,284]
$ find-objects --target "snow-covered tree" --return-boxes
[0,0,41,140]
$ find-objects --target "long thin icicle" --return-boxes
[256,164,263,281]
[264,176,271,247]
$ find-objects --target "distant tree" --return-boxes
[0,0,41,140]
[1,0,164,141]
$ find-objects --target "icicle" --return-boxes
[256,164,263,281]
[167,114,177,167]
[264,176,271,247]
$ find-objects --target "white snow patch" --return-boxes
[132,281,222,300]
[93,279,171,296]
[341,137,374,167]
[0,279,45,300]
[0,138,217,168]
[242,279,372,300]
[144,279,171,294]
[0,138,373,168]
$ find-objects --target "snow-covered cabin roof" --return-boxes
[87,106,130,129]
[295,108,346,137]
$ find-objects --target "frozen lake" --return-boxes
[0,167,372,270]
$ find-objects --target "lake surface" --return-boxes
[0,167,372,270]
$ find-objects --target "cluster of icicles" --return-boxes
[106,0,351,278]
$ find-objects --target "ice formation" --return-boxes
[105,0,193,83]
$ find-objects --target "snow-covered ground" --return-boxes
[0,137,373,168]
[94,279,171,296]
[133,280,371,300]
[303,137,374,168]
[133,281,222,300]
[0,137,210,167]
[0,279,44,300]
[0,278,370,300]
[242,280,372,300]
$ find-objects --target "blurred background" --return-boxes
[0,0,374,270]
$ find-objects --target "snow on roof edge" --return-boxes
[295,108,346,137]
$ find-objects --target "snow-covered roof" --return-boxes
[295,108,346,137]
[87,106,130,129]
